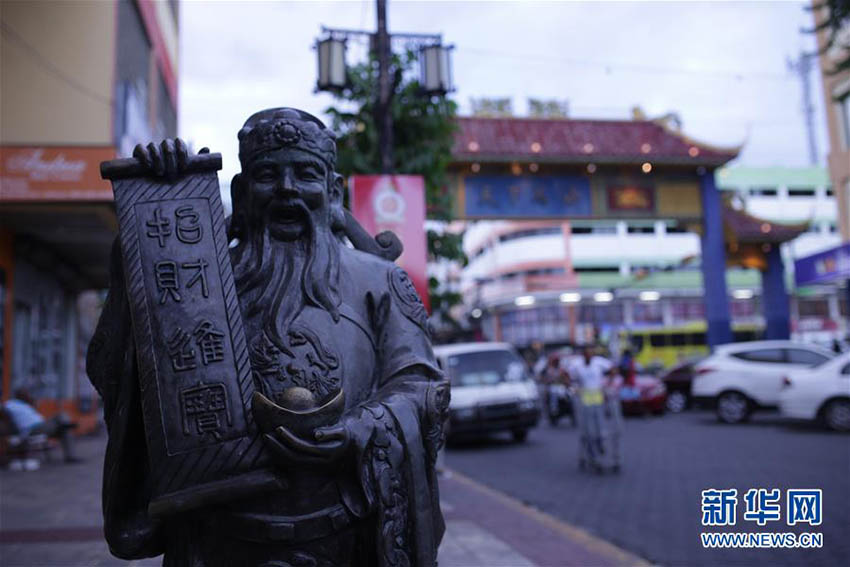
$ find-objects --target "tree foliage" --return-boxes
[324,49,466,313]
[324,50,459,220]
[807,0,850,74]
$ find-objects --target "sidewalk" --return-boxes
[1,435,647,566]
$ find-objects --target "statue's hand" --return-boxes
[132,138,209,180]
[262,423,350,467]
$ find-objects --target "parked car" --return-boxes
[620,374,667,416]
[435,342,541,442]
[660,357,705,413]
[691,341,836,423]
[779,352,850,431]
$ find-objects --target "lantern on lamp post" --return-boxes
[316,37,348,91]
[420,43,454,95]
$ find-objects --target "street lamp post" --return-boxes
[315,0,453,174]
[375,0,393,173]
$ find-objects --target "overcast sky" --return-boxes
[179,0,827,184]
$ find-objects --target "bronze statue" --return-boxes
[87,108,449,566]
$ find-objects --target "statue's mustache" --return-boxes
[265,198,310,223]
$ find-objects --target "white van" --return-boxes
[434,342,540,442]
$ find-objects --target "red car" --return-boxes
[619,374,667,415]
[559,353,667,416]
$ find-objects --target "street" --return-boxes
[446,409,850,566]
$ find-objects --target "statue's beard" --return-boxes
[232,203,341,356]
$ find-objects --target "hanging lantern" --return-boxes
[420,43,454,95]
[316,37,347,91]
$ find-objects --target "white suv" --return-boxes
[691,340,835,423]
[435,342,540,442]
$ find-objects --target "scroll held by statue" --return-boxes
[101,153,274,517]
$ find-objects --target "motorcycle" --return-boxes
[546,383,575,426]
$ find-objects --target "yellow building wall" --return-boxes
[1,0,116,145]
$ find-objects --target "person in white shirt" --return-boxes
[564,345,618,469]
[2,389,81,463]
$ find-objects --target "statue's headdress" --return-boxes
[237,108,337,169]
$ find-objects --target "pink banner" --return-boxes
[349,175,430,313]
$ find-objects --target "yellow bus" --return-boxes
[620,324,762,369]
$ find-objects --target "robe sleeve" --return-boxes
[86,239,165,559]
[341,263,449,566]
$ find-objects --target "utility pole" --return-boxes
[316,0,450,174]
[375,0,393,173]
[787,50,818,166]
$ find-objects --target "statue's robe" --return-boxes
[87,240,447,566]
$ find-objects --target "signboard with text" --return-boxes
[463,175,592,218]
[349,175,430,312]
[606,183,656,214]
[1,146,115,201]
[102,154,272,517]
[453,174,703,220]
[794,243,850,286]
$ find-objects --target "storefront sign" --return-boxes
[607,183,655,213]
[0,146,115,201]
[463,175,591,218]
[794,243,850,286]
[349,175,430,312]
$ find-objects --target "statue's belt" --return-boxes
[215,504,353,543]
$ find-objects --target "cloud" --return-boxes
[179,0,827,179]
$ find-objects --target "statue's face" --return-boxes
[245,147,332,241]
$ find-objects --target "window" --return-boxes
[627,224,655,234]
[670,333,686,346]
[627,334,645,352]
[732,348,784,363]
[633,301,663,324]
[573,224,617,234]
[446,350,527,387]
[574,266,619,273]
[688,332,707,346]
[839,93,850,150]
[798,298,829,318]
[785,349,830,367]
[671,298,705,321]
[750,187,777,197]
[666,224,689,234]
[499,227,561,243]
[825,186,834,198]
[787,187,816,197]
[649,334,668,347]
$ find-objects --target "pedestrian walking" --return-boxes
[566,345,621,473]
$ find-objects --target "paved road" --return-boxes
[446,410,850,566]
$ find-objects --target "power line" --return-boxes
[0,20,113,107]
[461,46,793,82]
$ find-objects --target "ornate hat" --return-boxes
[238,108,337,168]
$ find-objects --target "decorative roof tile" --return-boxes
[452,116,739,166]
[723,205,809,244]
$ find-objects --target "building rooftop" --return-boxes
[723,205,809,244]
[452,116,740,166]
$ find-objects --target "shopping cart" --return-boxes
[572,385,623,474]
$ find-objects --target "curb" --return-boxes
[447,469,652,567]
